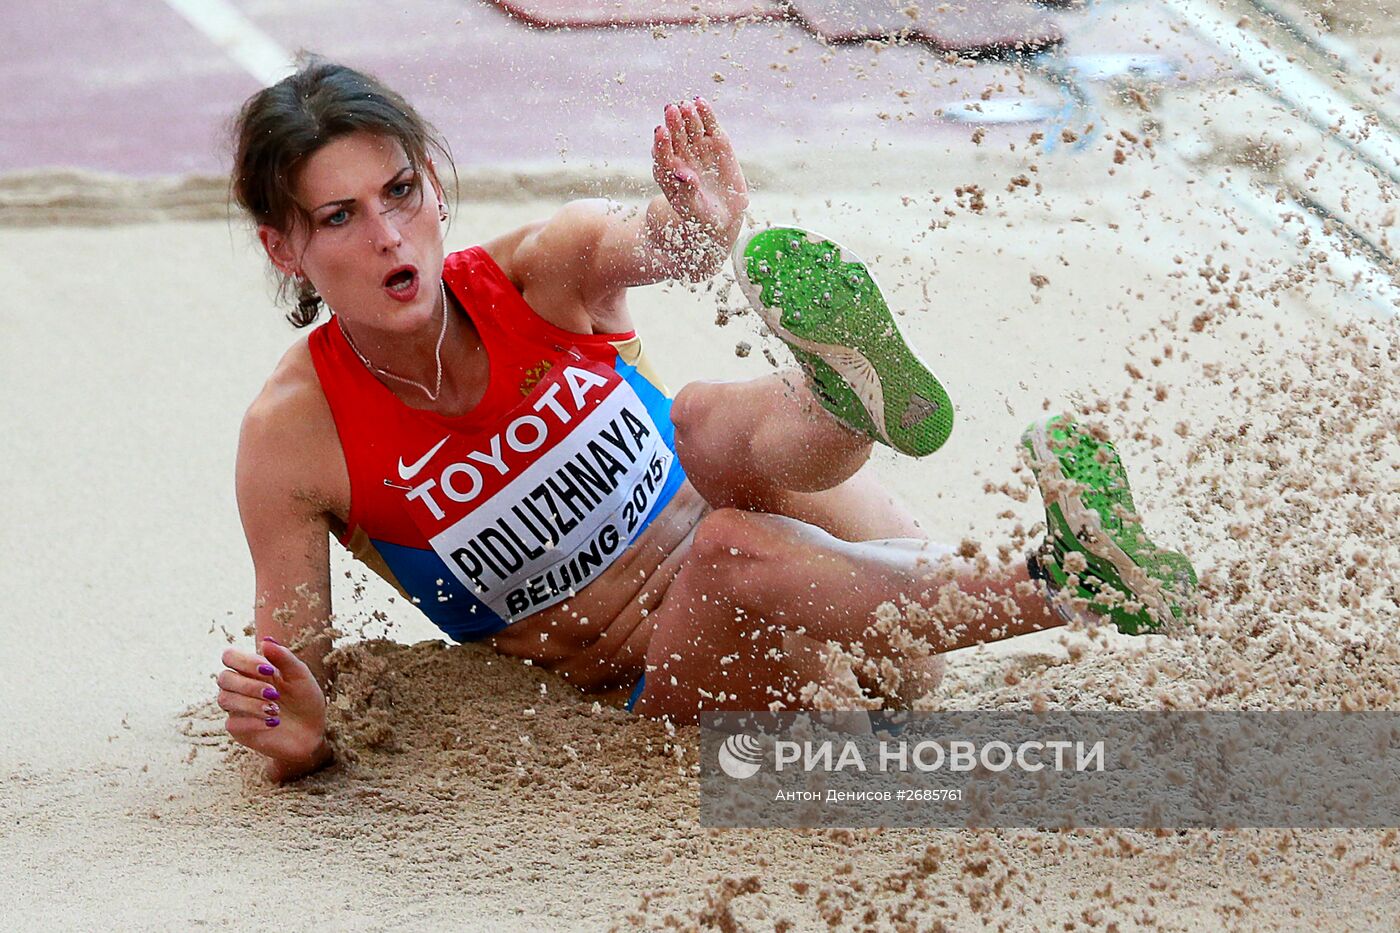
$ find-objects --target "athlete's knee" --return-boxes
[681,508,793,598]
[671,380,723,441]
[690,507,770,562]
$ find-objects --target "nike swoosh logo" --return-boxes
[397,435,451,481]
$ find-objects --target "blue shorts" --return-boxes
[625,674,646,713]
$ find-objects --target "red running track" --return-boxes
[0,0,1202,178]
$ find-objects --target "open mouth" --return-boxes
[383,265,418,293]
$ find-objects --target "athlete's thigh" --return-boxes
[670,371,801,482]
[673,373,920,540]
[693,508,949,650]
[766,470,923,541]
[634,510,947,717]
[635,597,818,717]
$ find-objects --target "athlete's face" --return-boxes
[260,131,446,334]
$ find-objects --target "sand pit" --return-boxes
[3,90,1399,928]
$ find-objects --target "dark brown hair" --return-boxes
[230,57,455,327]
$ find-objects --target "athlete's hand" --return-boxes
[652,97,749,248]
[218,637,331,783]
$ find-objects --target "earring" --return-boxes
[438,204,449,222]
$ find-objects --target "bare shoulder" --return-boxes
[236,339,348,524]
[481,200,612,282]
[480,200,629,333]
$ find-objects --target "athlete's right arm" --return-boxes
[222,387,338,782]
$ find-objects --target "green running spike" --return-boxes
[1023,415,1199,634]
[733,226,954,457]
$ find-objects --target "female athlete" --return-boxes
[217,60,1196,782]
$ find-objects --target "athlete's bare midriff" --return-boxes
[267,334,706,701]
[487,480,708,692]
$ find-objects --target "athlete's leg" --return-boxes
[631,508,1061,721]
[673,370,870,495]
[669,222,955,541]
[672,371,922,541]
[1023,414,1199,632]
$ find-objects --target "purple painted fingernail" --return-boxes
[263,703,279,716]
[265,717,280,728]
[262,687,280,700]
[262,636,279,645]
[257,664,276,676]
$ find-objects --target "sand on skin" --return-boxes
[2,113,1398,930]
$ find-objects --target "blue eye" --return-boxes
[390,181,413,198]
[326,209,349,227]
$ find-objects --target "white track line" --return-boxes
[1214,174,1400,317]
[1247,0,1399,109]
[1163,0,1400,189]
[161,0,293,86]
[1147,112,1399,319]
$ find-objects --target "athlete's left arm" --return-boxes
[581,97,749,294]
